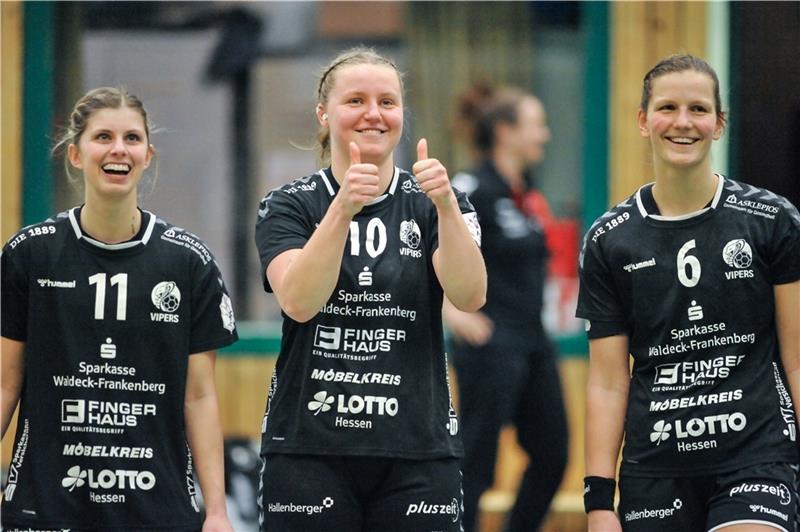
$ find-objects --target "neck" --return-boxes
[81,193,141,244]
[651,161,718,216]
[491,148,525,192]
[331,152,395,195]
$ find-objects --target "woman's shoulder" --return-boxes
[2,209,74,256]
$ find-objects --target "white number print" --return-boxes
[676,239,701,288]
[348,218,387,258]
[88,273,128,320]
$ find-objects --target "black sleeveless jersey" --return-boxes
[451,160,549,339]
[577,176,800,477]
[1,207,238,530]
[255,167,480,459]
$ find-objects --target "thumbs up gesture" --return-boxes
[336,142,380,217]
[412,138,455,209]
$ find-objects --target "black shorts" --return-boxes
[619,462,798,532]
[258,454,463,532]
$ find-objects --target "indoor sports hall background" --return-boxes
[2,2,798,530]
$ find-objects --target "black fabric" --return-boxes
[254,167,475,460]
[577,176,800,477]
[1,207,238,530]
[450,161,549,336]
[618,462,798,531]
[583,476,616,512]
[454,336,568,532]
[259,454,463,531]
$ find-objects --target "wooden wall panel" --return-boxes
[1,1,23,243]
[1,0,23,470]
[610,2,707,204]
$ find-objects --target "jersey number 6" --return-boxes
[677,239,701,288]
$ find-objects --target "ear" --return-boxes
[713,113,725,141]
[495,122,514,147]
[67,143,83,170]
[144,144,155,169]
[316,104,327,125]
[637,109,650,138]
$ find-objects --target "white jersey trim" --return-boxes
[68,207,156,250]
[636,174,724,221]
[319,169,336,196]
[708,519,788,532]
[319,167,400,205]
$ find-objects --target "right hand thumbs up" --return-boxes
[337,141,379,217]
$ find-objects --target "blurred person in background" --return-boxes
[577,54,800,532]
[446,83,569,532]
[254,46,486,531]
[1,87,238,532]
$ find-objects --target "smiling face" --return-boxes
[638,70,724,171]
[318,63,403,167]
[68,106,153,202]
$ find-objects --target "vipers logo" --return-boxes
[722,239,752,269]
[151,281,181,312]
[399,219,422,257]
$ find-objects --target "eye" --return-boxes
[126,133,142,142]
[381,98,396,107]
[658,104,676,111]
[690,105,710,113]
[348,97,363,105]
[96,132,111,141]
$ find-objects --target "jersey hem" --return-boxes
[619,453,797,478]
[189,332,239,354]
[261,445,464,460]
[1,517,201,531]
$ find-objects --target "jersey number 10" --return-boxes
[89,273,128,320]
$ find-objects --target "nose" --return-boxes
[364,101,381,120]
[109,136,127,155]
[674,108,691,128]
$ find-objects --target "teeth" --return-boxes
[103,163,130,172]
[670,137,695,144]
[360,129,384,135]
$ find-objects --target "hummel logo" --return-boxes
[38,278,76,288]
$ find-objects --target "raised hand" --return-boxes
[412,138,456,210]
[335,142,381,217]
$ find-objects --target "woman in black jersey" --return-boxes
[254,47,487,531]
[446,84,569,532]
[1,88,237,531]
[578,55,800,532]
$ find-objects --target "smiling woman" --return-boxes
[254,46,487,532]
[1,86,239,532]
[577,55,800,532]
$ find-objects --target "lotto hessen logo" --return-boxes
[650,413,746,445]
[61,465,156,492]
[406,498,460,523]
[307,391,398,417]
